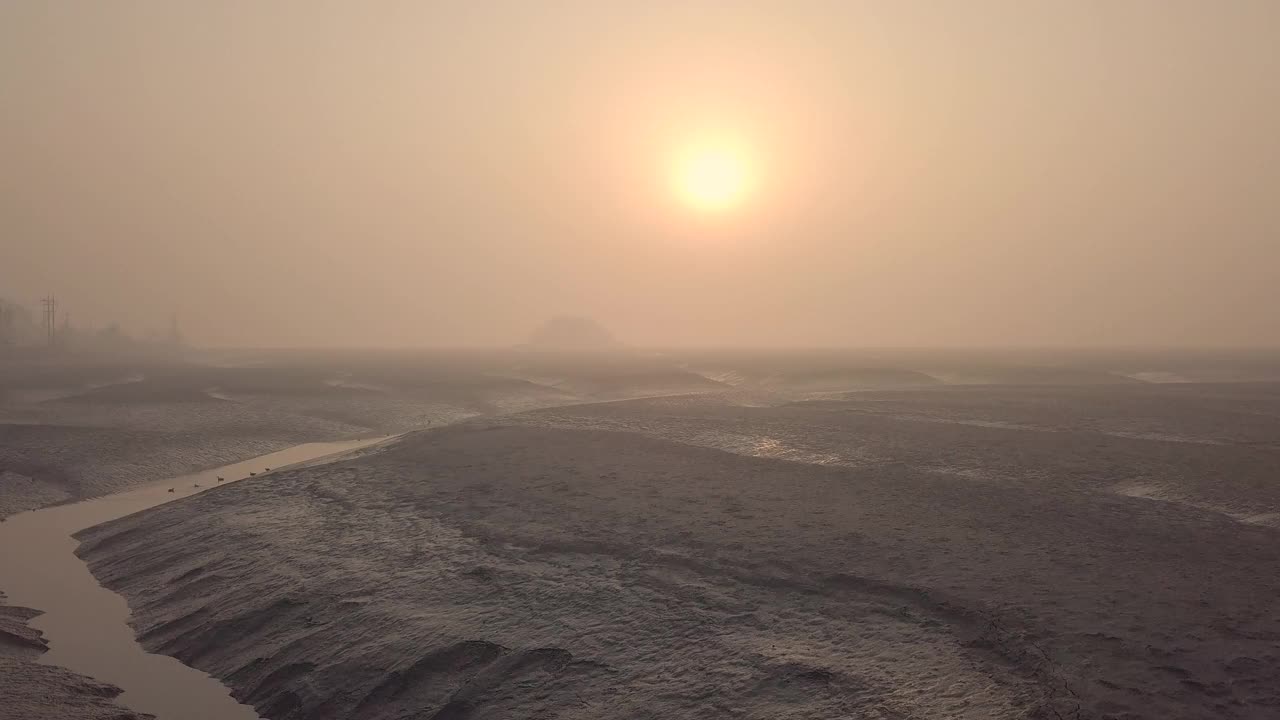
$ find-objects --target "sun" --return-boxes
[672,140,754,213]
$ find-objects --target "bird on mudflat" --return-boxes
[249,472,257,477]
[217,476,225,482]
[193,483,201,488]
[167,488,174,493]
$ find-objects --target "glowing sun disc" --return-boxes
[673,142,754,212]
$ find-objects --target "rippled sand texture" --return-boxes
[78,383,1280,719]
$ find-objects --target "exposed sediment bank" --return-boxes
[0,437,389,720]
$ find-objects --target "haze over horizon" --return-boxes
[4,1,1278,348]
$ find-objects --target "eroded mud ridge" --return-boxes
[78,389,1280,720]
[0,591,147,720]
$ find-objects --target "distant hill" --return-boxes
[523,316,620,350]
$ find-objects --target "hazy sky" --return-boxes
[3,1,1278,347]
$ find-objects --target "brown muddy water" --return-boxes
[0,436,391,720]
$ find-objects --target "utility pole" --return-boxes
[0,300,11,346]
[41,294,57,347]
[168,312,184,347]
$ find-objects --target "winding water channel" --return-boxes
[0,437,390,720]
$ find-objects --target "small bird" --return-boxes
[167,488,174,493]
[264,467,271,472]
[193,483,200,488]
[249,472,257,477]
[217,476,224,482]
